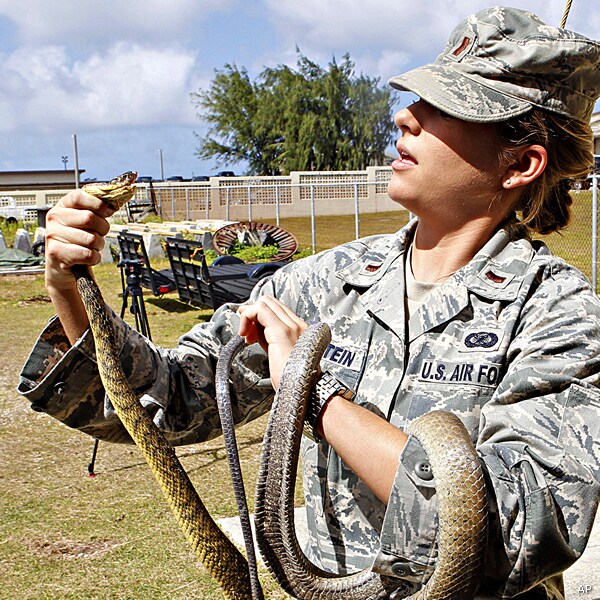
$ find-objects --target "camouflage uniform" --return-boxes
[19,221,600,599]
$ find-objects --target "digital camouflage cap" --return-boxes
[389,6,600,124]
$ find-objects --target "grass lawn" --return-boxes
[0,196,597,599]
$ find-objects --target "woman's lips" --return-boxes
[392,149,417,170]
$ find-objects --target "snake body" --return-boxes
[74,173,253,600]
[75,172,488,600]
[219,324,488,600]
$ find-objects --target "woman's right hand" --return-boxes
[44,189,116,291]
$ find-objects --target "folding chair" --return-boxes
[165,237,285,309]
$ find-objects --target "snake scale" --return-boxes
[76,172,488,599]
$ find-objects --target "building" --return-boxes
[0,169,85,192]
[592,111,600,158]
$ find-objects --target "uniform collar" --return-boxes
[404,229,536,341]
[335,221,415,287]
[335,222,534,301]
[333,223,536,341]
[459,228,536,302]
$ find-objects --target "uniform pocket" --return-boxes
[558,384,600,479]
[404,384,492,444]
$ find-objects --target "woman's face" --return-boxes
[388,99,508,226]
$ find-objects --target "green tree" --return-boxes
[192,51,396,175]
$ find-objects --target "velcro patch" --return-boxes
[417,359,501,387]
[458,327,504,353]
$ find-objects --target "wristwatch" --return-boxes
[305,371,355,438]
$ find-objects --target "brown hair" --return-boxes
[497,110,594,235]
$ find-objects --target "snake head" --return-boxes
[109,171,138,187]
[83,170,139,209]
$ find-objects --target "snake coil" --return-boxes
[217,323,488,599]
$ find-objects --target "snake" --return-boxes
[217,324,488,600]
[74,172,488,599]
[73,172,253,600]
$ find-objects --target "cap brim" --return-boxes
[389,64,532,123]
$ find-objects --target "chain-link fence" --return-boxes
[147,175,599,292]
[543,175,598,292]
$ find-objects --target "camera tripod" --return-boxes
[118,259,152,340]
[87,258,152,476]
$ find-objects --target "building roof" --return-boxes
[0,169,85,191]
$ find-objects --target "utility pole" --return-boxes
[62,156,68,170]
[158,148,164,180]
[72,134,80,188]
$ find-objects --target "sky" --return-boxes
[0,0,598,182]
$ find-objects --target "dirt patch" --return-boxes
[0,274,40,283]
[17,294,51,307]
[27,535,121,560]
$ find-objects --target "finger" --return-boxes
[237,303,264,344]
[255,296,307,330]
[47,204,112,238]
[46,235,103,268]
[238,296,301,331]
[59,189,117,218]
[238,297,288,340]
[46,218,107,252]
[238,296,307,348]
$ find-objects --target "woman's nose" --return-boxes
[394,105,420,136]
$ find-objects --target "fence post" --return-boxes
[156,189,163,219]
[205,188,210,220]
[354,183,360,240]
[225,187,230,221]
[275,186,281,226]
[593,176,598,292]
[171,189,175,221]
[247,185,253,222]
[185,188,190,221]
[310,185,316,254]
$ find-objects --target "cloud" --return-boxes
[262,0,598,79]
[0,0,231,49]
[0,42,203,135]
[0,0,232,137]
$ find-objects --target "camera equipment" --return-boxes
[118,259,152,339]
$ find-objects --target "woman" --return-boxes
[19,7,600,598]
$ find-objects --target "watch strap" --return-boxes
[305,371,355,438]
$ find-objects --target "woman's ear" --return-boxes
[502,144,548,190]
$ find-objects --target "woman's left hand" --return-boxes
[238,296,308,390]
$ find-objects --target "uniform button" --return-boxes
[391,561,412,577]
[414,459,433,481]
[53,382,68,395]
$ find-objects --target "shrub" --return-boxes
[229,244,279,263]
